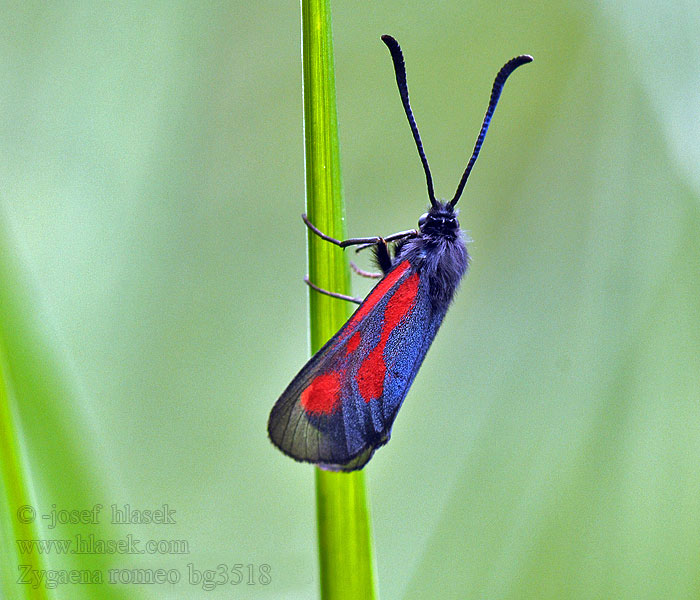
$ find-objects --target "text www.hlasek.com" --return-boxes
[17,534,189,555]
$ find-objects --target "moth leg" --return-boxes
[303,214,381,248]
[304,276,362,305]
[302,213,418,251]
[354,228,418,252]
[349,261,382,279]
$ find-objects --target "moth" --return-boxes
[268,35,532,470]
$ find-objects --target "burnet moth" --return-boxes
[268,35,532,471]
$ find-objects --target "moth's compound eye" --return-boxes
[418,213,429,228]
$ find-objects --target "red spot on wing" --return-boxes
[356,271,421,402]
[297,266,417,418]
[300,371,341,415]
[357,346,385,401]
[383,272,420,332]
[346,261,411,331]
[346,331,361,355]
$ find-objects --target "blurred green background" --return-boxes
[1,1,699,599]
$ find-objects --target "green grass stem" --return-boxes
[300,1,377,598]
[0,244,49,600]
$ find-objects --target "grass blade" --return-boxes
[300,1,377,598]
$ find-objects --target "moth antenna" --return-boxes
[449,54,533,208]
[382,35,437,208]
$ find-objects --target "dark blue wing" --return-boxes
[268,260,448,470]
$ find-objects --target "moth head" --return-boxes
[418,202,460,235]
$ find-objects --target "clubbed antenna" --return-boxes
[449,54,533,207]
[382,34,437,208]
